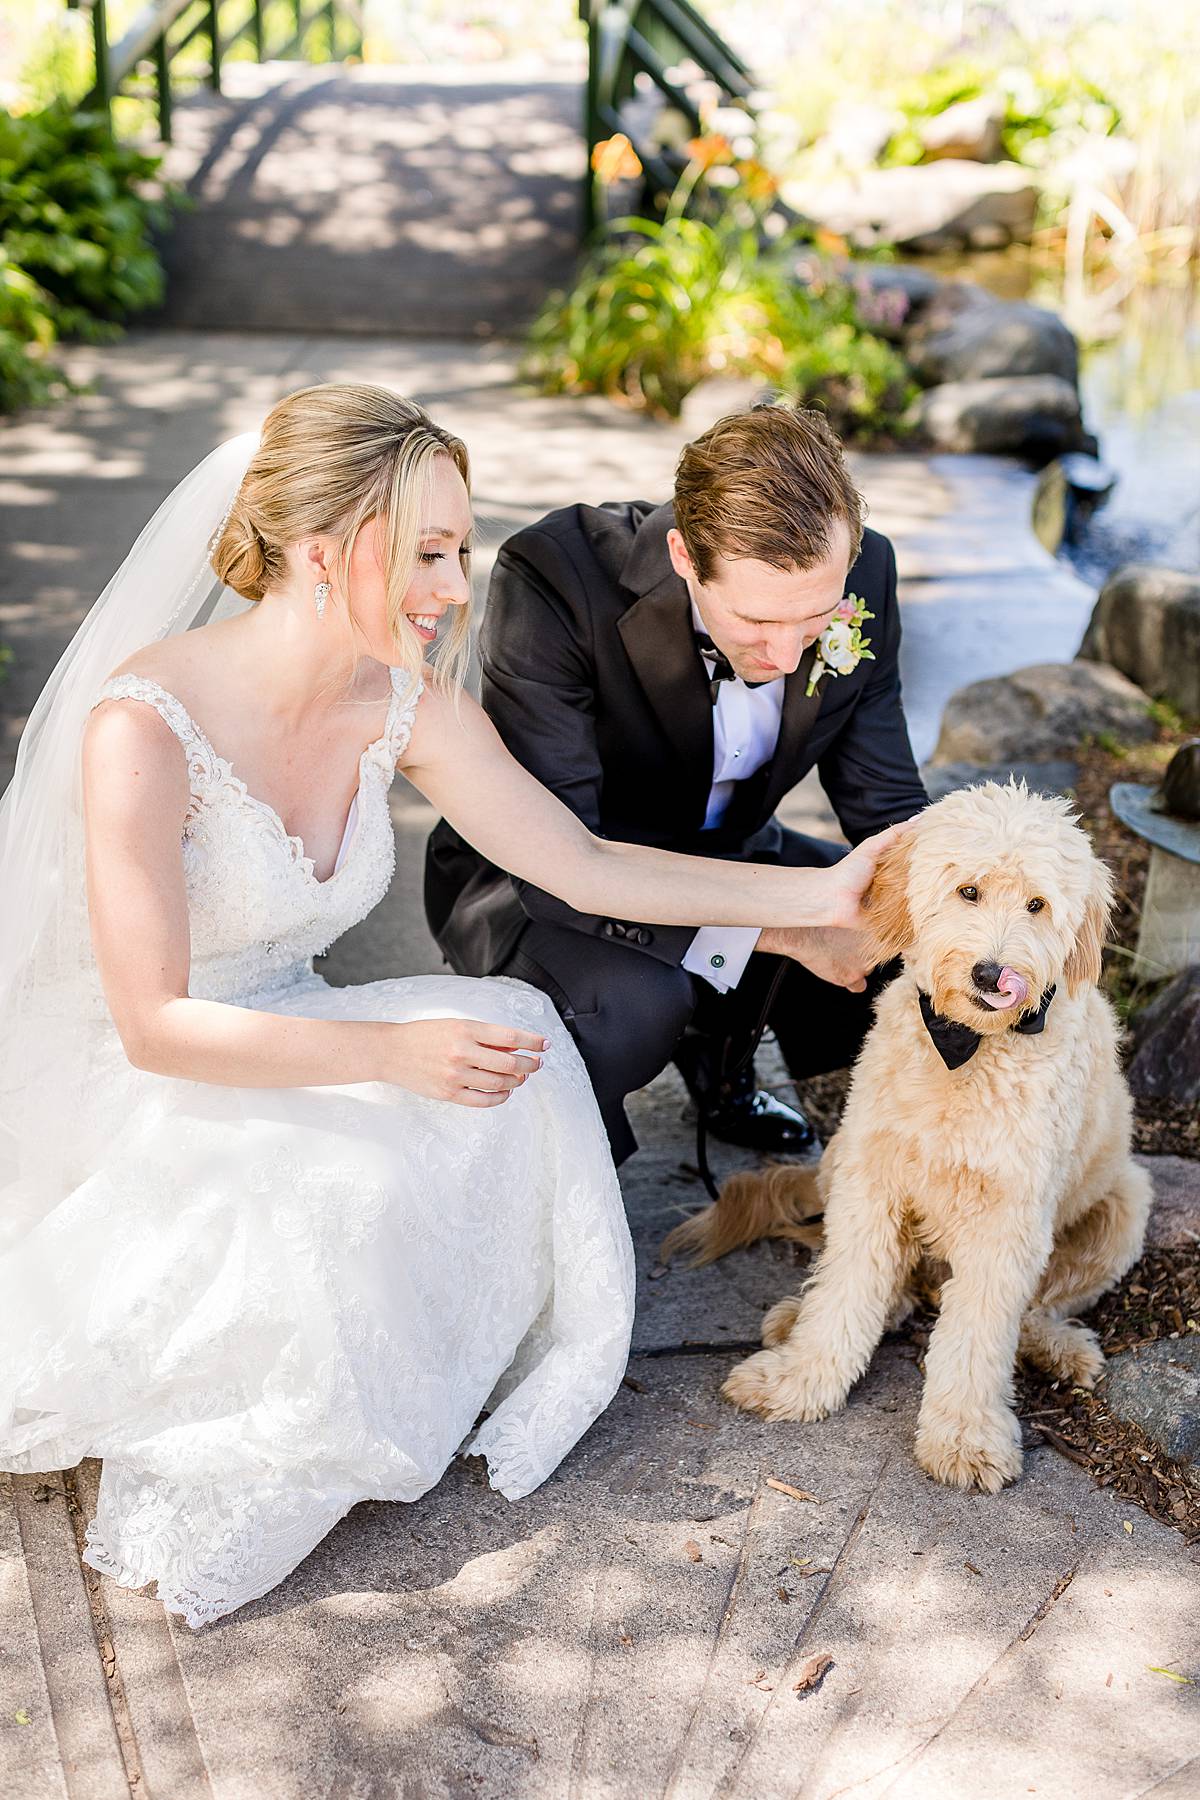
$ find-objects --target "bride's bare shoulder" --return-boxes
[104,618,236,696]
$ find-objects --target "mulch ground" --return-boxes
[781,721,1200,1539]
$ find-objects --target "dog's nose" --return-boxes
[971,960,1004,992]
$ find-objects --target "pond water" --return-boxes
[924,248,1200,587]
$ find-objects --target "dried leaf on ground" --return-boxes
[683,1538,703,1563]
[793,1653,835,1695]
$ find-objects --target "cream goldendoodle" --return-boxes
[670,780,1151,1494]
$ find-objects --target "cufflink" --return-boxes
[710,953,726,970]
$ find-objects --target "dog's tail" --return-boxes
[660,1162,825,1269]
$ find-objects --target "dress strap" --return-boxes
[93,675,220,780]
[386,666,424,762]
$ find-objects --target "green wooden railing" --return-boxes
[580,0,754,235]
[65,0,364,141]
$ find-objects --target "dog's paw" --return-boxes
[722,1345,849,1422]
[914,1408,1023,1494]
[761,1295,803,1347]
[1020,1316,1106,1389]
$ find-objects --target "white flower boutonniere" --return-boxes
[806,592,876,698]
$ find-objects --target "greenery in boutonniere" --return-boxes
[806,594,875,697]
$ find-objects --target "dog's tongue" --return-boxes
[981,966,1030,1011]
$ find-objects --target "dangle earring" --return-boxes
[314,580,331,619]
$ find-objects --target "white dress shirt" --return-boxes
[682,601,786,993]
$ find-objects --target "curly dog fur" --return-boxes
[679,781,1152,1494]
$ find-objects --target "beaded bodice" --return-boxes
[92,669,422,1002]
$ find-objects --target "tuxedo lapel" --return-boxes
[616,505,714,824]
[756,644,825,819]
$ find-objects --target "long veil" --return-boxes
[0,431,260,1251]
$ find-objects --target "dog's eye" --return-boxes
[957,885,978,903]
[1027,897,1045,914]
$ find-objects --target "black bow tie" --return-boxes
[694,631,770,701]
[918,985,1058,1070]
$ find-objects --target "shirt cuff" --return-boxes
[682,926,762,994]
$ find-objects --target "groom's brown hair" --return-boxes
[673,401,865,583]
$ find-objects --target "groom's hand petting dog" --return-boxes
[668,780,1152,1496]
[757,924,873,992]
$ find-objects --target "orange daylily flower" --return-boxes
[685,134,734,169]
[591,133,643,182]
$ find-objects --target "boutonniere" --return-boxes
[806,592,876,698]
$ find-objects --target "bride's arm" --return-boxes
[403,681,907,934]
[81,702,546,1100]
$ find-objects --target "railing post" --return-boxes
[582,0,600,239]
[154,30,172,140]
[208,0,222,90]
[91,0,111,119]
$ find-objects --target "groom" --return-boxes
[424,402,929,1164]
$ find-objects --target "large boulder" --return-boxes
[904,284,1079,387]
[781,159,1038,252]
[1126,966,1200,1106]
[1077,566,1200,722]
[918,96,1005,163]
[920,759,1078,803]
[910,374,1086,458]
[930,661,1157,766]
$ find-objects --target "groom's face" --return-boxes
[667,517,852,684]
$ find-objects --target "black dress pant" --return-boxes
[497,827,893,1165]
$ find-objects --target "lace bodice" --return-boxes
[93,668,422,1002]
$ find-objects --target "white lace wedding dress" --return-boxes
[0,666,635,1628]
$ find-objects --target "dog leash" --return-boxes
[694,953,791,1202]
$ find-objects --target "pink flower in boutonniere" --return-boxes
[806,592,875,698]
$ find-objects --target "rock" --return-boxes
[919,759,1078,803]
[781,159,1038,253]
[1141,1153,1200,1250]
[1077,566,1200,722]
[1161,741,1200,819]
[905,291,1079,387]
[918,96,1005,163]
[1033,455,1117,554]
[910,374,1086,459]
[930,661,1157,766]
[821,100,906,170]
[1101,1337,1200,1467]
[1126,967,1200,1105]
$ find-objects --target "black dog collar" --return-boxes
[918,985,1058,1071]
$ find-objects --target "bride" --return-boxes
[0,383,902,1629]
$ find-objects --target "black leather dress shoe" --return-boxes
[703,1083,817,1154]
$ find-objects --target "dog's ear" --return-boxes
[862,830,915,964]
[1063,860,1114,994]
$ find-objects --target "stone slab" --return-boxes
[1101,1337,1200,1465]
[1143,1153,1200,1248]
[0,1476,68,1800]
[153,1337,1199,1800]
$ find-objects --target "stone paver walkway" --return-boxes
[2,334,1196,1799]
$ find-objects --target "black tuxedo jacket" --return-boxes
[424,499,929,976]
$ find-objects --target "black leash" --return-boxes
[694,954,791,1201]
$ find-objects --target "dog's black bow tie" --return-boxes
[693,631,771,701]
[918,985,1058,1070]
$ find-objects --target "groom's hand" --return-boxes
[757,924,873,993]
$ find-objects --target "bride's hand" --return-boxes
[377,1019,549,1107]
[819,819,916,932]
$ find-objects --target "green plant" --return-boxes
[0,101,179,411]
[0,103,177,337]
[527,150,917,438]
